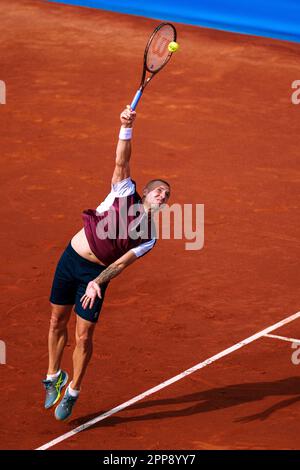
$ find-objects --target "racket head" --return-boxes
[144,23,177,74]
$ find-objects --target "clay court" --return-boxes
[1,0,300,450]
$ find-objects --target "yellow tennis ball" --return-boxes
[168,41,179,53]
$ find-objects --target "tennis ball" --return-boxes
[168,41,179,53]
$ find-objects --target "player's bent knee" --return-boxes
[49,315,67,332]
[49,304,72,330]
[75,331,93,349]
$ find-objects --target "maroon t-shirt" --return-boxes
[82,179,156,266]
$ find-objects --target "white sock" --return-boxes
[46,369,61,381]
[68,382,80,398]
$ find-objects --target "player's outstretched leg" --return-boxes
[42,304,72,409]
[55,315,95,420]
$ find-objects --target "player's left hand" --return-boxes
[80,281,102,310]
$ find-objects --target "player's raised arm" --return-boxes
[112,106,136,184]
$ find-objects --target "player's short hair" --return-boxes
[144,179,170,192]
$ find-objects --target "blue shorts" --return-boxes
[49,242,109,323]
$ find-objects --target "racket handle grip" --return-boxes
[130,89,143,111]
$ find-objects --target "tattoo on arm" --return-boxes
[94,263,123,285]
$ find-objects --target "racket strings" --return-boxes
[146,24,175,72]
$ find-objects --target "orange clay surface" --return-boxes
[1,0,300,450]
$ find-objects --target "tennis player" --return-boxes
[42,106,171,420]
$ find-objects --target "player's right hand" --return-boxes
[120,106,136,127]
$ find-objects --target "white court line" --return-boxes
[36,310,300,450]
[264,333,300,343]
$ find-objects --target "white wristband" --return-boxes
[119,127,133,140]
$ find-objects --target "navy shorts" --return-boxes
[50,242,109,323]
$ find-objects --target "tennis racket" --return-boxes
[130,22,177,110]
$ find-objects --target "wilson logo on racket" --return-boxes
[150,32,169,58]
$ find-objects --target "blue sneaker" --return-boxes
[55,387,78,421]
[42,370,68,409]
